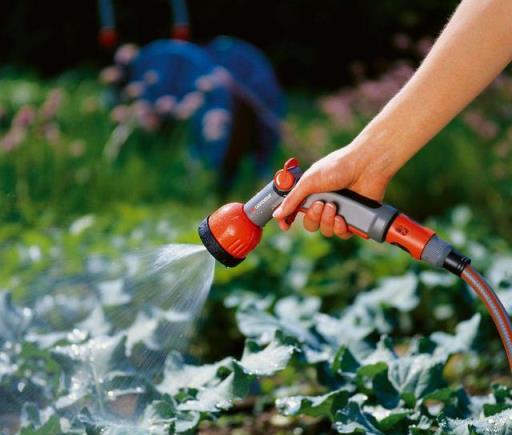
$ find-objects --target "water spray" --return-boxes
[198,157,512,370]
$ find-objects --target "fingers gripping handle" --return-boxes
[299,189,456,269]
[244,157,450,268]
[302,189,398,242]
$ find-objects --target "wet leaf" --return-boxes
[276,388,350,419]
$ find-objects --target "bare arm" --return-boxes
[274,0,512,238]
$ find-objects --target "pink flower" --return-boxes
[12,105,36,129]
[43,123,61,144]
[132,101,159,131]
[319,95,355,128]
[196,75,215,92]
[174,92,204,120]
[463,111,499,140]
[114,44,139,65]
[69,140,86,157]
[124,82,145,99]
[155,95,176,115]
[100,66,123,85]
[210,67,232,87]
[1,128,25,151]
[319,62,414,127]
[393,33,411,50]
[416,37,434,57]
[202,109,231,141]
[143,70,160,86]
[390,63,414,83]
[111,105,131,124]
[40,88,64,120]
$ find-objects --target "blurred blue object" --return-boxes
[118,37,284,180]
[207,36,284,174]
[97,0,115,29]
[129,40,233,168]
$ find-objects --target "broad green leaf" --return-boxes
[362,405,412,431]
[157,352,232,395]
[276,388,350,419]
[424,387,473,420]
[178,363,251,413]
[357,336,446,405]
[239,332,297,376]
[354,273,419,312]
[52,335,146,410]
[356,362,400,409]
[334,401,384,434]
[0,292,32,343]
[440,408,512,435]
[387,354,446,404]
[430,314,481,357]
[333,346,360,375]
[484,385,512,416]
[236,301,321,349]
[274,296,321,321]
[20,415,62,434]
[96,279,131,306]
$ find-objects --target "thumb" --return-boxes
[273,178,312,219]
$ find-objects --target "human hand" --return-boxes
[272,143,392,239]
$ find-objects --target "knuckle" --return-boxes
[311,202,323,216]
[321,226,334,237]
[304,223,317,232]
[306,209,319,221]
[334,226,344,236]
[321,208,336,223]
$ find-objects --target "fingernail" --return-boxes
[272,206,282,218]
[313,201,323,213]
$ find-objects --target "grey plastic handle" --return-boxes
[303,190,398,242]
[244,166,303,227]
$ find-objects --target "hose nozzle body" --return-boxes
[198,157,467,273]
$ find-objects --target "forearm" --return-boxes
[352,0,512,179]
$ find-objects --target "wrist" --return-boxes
[347,129,401,183]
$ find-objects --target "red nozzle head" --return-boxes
[198,203,262,267]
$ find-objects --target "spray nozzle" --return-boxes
[198,158,466,273]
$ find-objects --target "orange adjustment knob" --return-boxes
[284,157,299,170]
[274,169,295,191]
[274,157,299,192]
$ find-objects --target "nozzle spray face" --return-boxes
[198,203,263,267]
[198,159,301,267]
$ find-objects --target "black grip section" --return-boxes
[336,189,382,209]
[443,250,471,276]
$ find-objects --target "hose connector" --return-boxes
[421,235,453,267]
[421,235,471,276]
[443,250,471,276]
